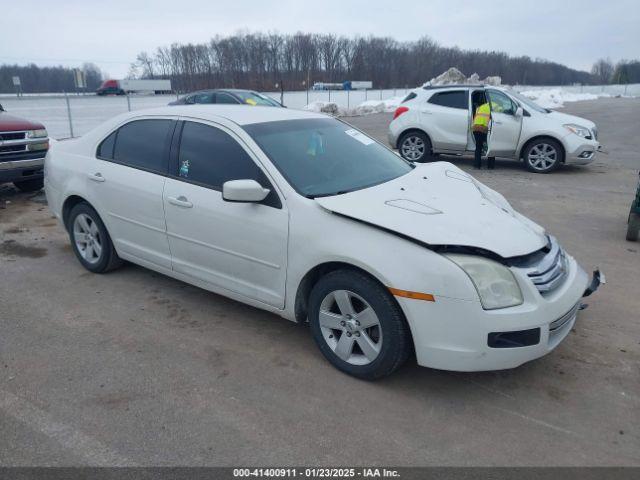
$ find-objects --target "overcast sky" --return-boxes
[2,0,638,78]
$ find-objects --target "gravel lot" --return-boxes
[1,98,639,466]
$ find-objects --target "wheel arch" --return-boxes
[62,194,90,230]
[518,135,566,163]
[396,128,432,150]
[294,261,402,325]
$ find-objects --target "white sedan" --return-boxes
[44,106,603,379]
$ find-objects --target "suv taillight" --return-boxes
[393,106,409,120]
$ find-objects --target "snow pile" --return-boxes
[518,88,610,109]
[303,101,344,116]
[425,67,502,87]
[352,96,404,115]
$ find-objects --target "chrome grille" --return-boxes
[515,236,568,295]
[550,302,580,332]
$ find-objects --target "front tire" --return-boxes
[67,203,123,273]
[399,131,432,163]
[523,138,563,173]
[308,269,412,380]
[627,212,640,241]
[13,178,44,192]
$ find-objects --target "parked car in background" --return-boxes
[45,105,602,379]
[169,89,282,107]
[626,172,640,241]
[389,85,601,173]
[96,79,172,95]
[0,103,49,192]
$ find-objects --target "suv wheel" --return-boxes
[67,203,123,273]
[13,178,44,192]
[523,139,563,173]
[308,269,412,380]
[399,132,432,162]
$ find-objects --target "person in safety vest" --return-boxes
[472,100,494,169]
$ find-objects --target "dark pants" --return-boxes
[472,131,495,169]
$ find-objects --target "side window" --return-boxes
[112,119,172,173]
[176,121,280,207]
[487,90,516,115]
[401,92,417,103]
[97,131,116,159]
[215,93,239,104]
[428,90,468,110]
[193,93,214,104]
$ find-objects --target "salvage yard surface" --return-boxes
[1,98,639,466]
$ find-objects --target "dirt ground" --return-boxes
[0,98,639,466]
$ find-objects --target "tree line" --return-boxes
[130,33,597,92]
[0,63,103,93]
[591,58,640,84]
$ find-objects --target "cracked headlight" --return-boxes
[445,254,524,310]
[564,124,591,138]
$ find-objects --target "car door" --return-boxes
[424,90,469,152]
[486,89,523,157]
[91,118,175,269]
[163,120,288,308]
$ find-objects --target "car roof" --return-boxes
[134,105,327,126]
[187,88,258,95]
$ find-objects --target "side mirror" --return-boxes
[515,106,523,117]
[222,179,270,203]
[0,103,4,112]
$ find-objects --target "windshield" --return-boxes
[243,118,413,197]
[509,90,549,114]
[234,91,281,107]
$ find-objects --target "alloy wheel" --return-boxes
[318,290,383,365]
[401,136,425,161]
[73,213,103,264]
[527,143,558,171]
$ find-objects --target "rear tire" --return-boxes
[308,269,412,380]
[627,212,640,241]
[13,178,44,192]
[399,131,432,163]
[523,138,563,173]
[67,202,123,273]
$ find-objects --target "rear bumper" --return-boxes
[0,157,45,182]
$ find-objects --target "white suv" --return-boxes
[388,85,601,173]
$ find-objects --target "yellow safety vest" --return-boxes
[473,103,491,133]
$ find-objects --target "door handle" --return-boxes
[88,172,105,182]
[493,121,503,125]
[420,109,433,114]
[167,195,193,208]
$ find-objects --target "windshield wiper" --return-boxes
[307,190,350,199]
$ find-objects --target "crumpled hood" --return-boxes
[315,162,548,258]
[547,110,595,129]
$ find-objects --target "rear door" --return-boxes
[424,90,469,152]
[163,120,288,308]
[486,89,523,157]
[91,118,174,269]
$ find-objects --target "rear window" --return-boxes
[428,90,468,110]
[97,119,172,173]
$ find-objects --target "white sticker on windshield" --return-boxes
[344,129,375,146]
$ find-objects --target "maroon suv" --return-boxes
[0,103,49,192]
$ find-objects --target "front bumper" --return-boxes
[0,157,45,183]
[399,255,599,371]
[564,136,601,165]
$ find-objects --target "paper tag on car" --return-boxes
[345,129,375,146]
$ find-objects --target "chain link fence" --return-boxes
[1,84,637,140]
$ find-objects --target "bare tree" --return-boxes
[591,58,614,84]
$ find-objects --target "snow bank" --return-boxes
[302,100,344,116]
[518,88,610,109]
[303,96,404,117]
[425,67,502,87]
[352,96,404,115]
